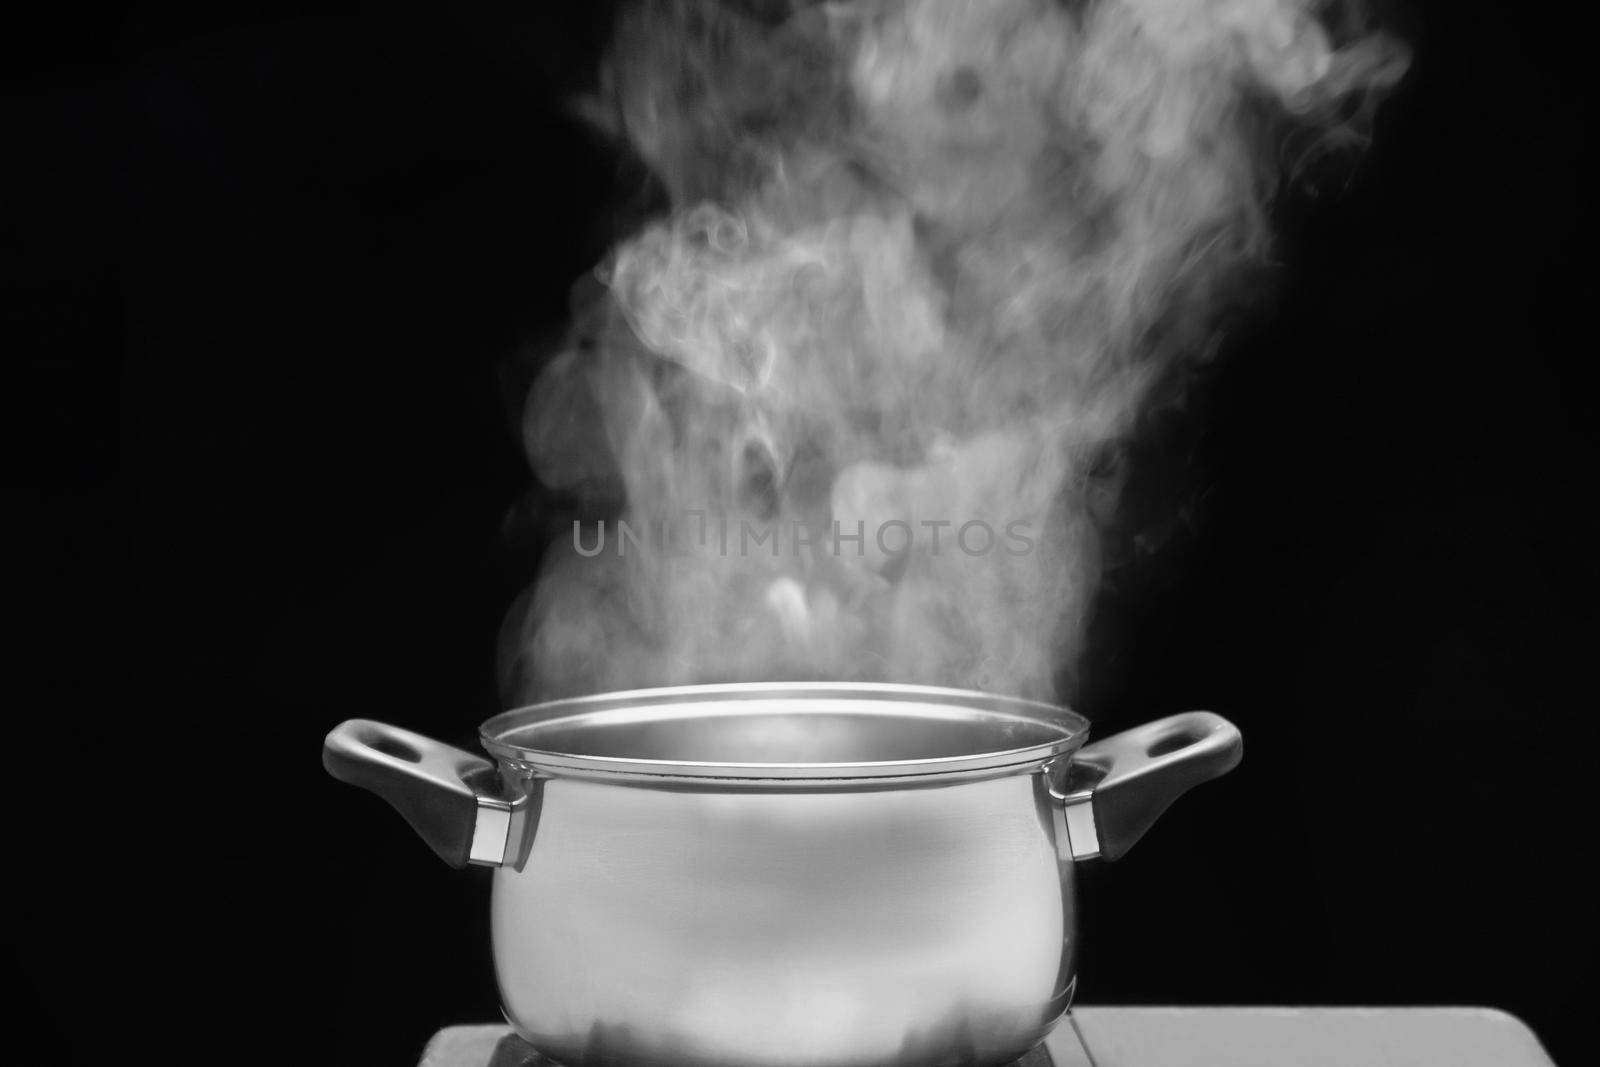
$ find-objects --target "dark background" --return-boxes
[6,3,1592,1065]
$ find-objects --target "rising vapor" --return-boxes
[503,0,1407,705]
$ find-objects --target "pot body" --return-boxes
[323,685,1241,1067]
[490,768,1074,1067]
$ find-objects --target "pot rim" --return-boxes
[478,681,1089,782]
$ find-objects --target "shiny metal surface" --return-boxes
[325,683,1242,1067]
[479,682,1087,783]
[1056,787,1101,862]
[492,770,1074,1067]
[468,802,514,867]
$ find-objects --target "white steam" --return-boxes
[503,0,1406,703]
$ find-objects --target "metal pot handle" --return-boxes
[1054,711,1242,862]
[323,719,523,868]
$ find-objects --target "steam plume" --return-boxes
[504,0,1406,704]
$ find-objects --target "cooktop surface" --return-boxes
[420,1008,1554,1067]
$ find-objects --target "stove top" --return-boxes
[421,1008,1553,1067]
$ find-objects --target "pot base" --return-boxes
[438,1029,1063,1067]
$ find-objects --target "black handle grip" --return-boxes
[323,719,499,868]
[1066,711,1242,861]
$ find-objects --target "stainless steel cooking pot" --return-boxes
[324,682,1240,1067]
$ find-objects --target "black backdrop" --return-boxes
[7,4,1594,1065]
